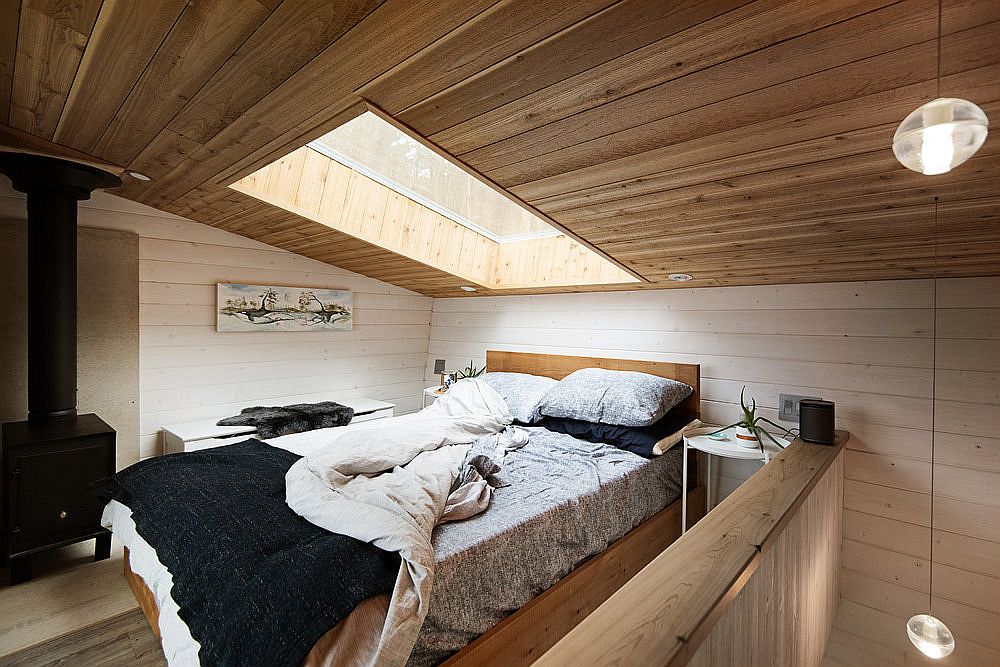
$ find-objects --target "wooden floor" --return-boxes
[0,539,165,666]
[0,609,165,667]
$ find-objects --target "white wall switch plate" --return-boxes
[778,393,822,422]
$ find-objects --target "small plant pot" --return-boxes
[735,426,760,448]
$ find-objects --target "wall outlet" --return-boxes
[433,359,446,374]
[778,393,823,422]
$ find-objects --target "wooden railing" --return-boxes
[534,432,848,667]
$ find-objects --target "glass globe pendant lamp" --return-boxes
[906,613,956,659]
[892,98,989,175]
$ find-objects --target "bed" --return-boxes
[111,351,705,666]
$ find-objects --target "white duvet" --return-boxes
[285,379,518,667]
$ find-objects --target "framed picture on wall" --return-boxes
[217,283,353,332]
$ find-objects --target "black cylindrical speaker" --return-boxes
[799,399,835,444]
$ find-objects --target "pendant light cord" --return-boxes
[927,0,942,613]
[936,0,942,98]
[929,197,939,614]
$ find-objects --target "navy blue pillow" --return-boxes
[539,411,696,458]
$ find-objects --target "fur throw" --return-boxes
[217,402,354,439]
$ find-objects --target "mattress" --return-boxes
[104,424,684,665]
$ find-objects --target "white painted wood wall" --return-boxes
[427,278,999,666]
[1,182,432,461]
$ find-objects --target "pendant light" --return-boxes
[893,98,988,175]
[892,1,988,175]
[907,613,955,659]
[905,197,955,660]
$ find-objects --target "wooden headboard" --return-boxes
[485,350,700,419]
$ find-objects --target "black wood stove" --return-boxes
[0,153,122,584]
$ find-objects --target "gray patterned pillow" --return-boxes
[537,368,692,427]
[480,372,557,424]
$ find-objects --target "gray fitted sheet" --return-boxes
[408,426,685,666]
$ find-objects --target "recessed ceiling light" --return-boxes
[668,273,693,282]
[459,285,477,292]
[127,170,152,182]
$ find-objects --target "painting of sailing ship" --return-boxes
[217,283,353,331]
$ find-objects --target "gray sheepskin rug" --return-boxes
[217,402,354,439]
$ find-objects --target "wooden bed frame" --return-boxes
[123,351,705,666]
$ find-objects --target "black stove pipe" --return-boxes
[0,153,121,421]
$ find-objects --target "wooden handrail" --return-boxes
[533,431,848,666]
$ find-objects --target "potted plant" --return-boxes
[712,386,791,451]
[457,360,485,379]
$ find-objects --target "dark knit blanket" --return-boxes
[105,439,398,667]
[217,401,354,438]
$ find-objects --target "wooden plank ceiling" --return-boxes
[1,0,998,297]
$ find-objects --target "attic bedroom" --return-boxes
[0,1,997,666]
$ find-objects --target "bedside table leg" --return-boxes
[95,531,112,561]
[706,454,713,515]
[681,442,688,533]
[9,554,31,584]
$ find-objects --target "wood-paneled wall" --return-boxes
[428,280,935,501]
[826,278,1000,667]
[427,277,999,665]
[0,180,433,460]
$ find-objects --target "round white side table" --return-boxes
[681,425,791,533]
[422,385,447,408]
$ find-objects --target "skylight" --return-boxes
[229,111,638,290]
[309,112,555,243]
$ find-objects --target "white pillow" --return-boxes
[480,372,557,424]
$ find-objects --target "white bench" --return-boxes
[161,398,395,454]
